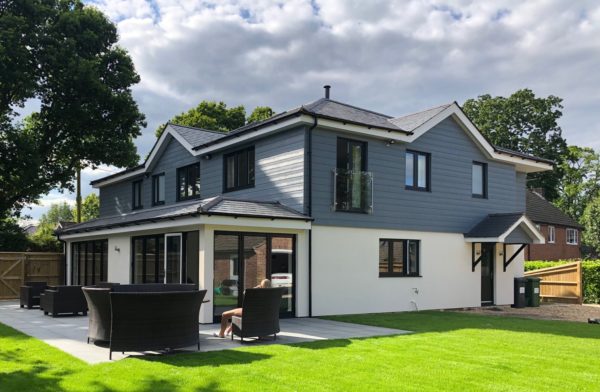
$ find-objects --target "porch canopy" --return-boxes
[464,213,545,272]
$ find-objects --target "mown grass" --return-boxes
[1,311,599,391]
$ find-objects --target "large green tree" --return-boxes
[582,195,600,256]
[0,0,145,220]
[555,146,600,221]
[71,193,99,222]
[155,101,273,137]
[462,89,568,201]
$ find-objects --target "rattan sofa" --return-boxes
[40,285,87,317]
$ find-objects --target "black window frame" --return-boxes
[131,234,165,284]
[176,163,201,201]
[335,137,370,214]
[379,239,421,278]
[223,146,255,193]
[132,179,143,210]
[152,173,166,206]
[70,239,108,285]
[472,161,488,199]
[405,150,431,192]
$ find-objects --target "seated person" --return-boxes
[214,279,271,338]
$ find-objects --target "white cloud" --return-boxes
[30,0,600,218]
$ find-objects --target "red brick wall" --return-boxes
[526,224,581,261]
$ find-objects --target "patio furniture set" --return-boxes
[19,281,284,359]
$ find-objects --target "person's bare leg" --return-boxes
[218,308,242,337]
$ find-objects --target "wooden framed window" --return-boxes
[152,173,165,206]
[132,180,143,210]
[566,228,578,245]
[405,150,430,191]
[223,146,255,192]
[472,161,488,198]
[379,239,421,277]
[177,163,200,201]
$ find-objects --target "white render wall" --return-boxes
[107,236,131,284]
[310,225,521,316]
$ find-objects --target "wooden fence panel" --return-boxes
[0,252,64,300]
[524,261,582,304]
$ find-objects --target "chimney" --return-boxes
[324,85,331,99]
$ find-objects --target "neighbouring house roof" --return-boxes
[464,213,545,244]
[526,190,582,229]
[56,197,311,236]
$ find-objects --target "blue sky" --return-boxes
[21,0,600,222]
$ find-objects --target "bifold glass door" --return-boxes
[165,234,182,283]
[213,232,295,321]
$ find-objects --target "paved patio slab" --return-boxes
[0,300,409,364]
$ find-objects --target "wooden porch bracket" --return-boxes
[471,243,482,272]
[503,243,527,272]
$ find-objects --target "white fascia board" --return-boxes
[464,237,501,243]
[58,216,202,240]
[199,215,311,230]
[498,215,545,244]
[92,126,195,188]
[193,116,313,156]
[405,104,553,173]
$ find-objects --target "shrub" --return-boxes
[525,260,600,304]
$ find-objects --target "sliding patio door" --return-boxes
[165,234,182,284]
[213,232,296,321]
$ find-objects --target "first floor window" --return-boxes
[405,150,430,191]
[177,163,200,200]
[132,180,143,209]
[71,240,108,285]
[224,146,255,192]
[379,239,420,277]
[548,226,555,243]
[566,228,578,245]
[472,161,487,198]
[152,173,165,205]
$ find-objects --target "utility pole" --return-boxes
[76,168,82,223]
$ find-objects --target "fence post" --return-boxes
[577,261,583,305]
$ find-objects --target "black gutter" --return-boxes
[307,114,318,318]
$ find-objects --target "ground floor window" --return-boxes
[379,239,420,277]
[213,232,295,321]
[566,228,578,245]
[131,232,199,284]
[71,240,108,285]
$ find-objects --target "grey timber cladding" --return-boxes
[99,136,199,217]
[505,226,533,244]
[311,117,525,233]
[200,127,305,212]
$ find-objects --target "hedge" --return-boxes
[524,260,600,304]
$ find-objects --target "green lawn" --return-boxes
[1,311,599,391]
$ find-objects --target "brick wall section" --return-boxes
[526,223,581,260]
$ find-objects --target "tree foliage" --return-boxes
[555,146,600,221]
[582,195,600,257]
[155,101,274,137]
[72,193,99,222]
[0,218,31,251]
[30,202,73,251]
[462,89,568,200]
[0,0,146,220]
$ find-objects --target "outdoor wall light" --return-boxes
[114,246,120,252]
[386,139,396,147]
[203,154,212,160]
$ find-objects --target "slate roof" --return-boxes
[168,123,226,146]
[464,213,525,238]
[56,197,311,235]
[388,103,453,132]
[526,191,582,228]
